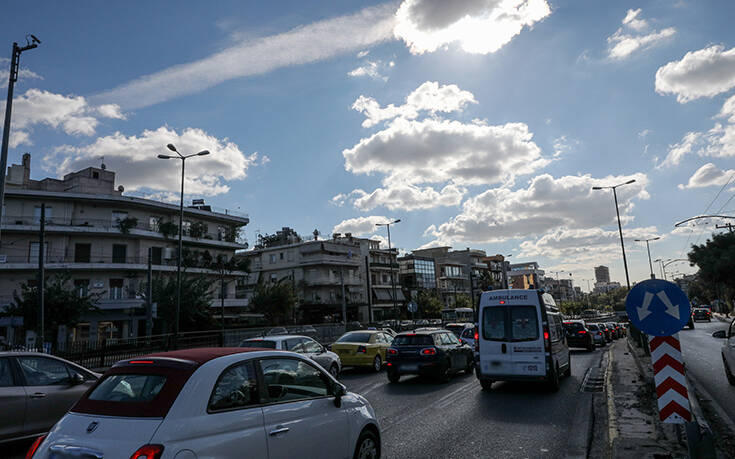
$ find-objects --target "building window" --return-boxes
[182,220,192,236]
[112,211,127,225]
[269,254,276,264]
[74,243,91,263]
[73,279,90,297]
[112,244,127,263]
[151,247,163,265]
[270,273,278,283]
[217,225,225,241]
[92,171,99,179]
[28,242,48,263]
[33,206,53,224]
[149,216,161,232]
[109,279,124,299]
[280,252,284,260]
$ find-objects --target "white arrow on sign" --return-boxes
[637,291,654,321]
[657,291,680,320]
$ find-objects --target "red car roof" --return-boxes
[141,347,264,365]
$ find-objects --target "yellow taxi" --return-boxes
[330,330,394,371]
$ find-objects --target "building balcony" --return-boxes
[208,298,249,308]
[369,262,399,269]
[0,216,245,249]
[298,255,361,267]
[303,276,363,286]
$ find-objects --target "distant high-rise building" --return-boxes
[595,265,610,284]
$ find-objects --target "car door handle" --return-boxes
[269,426,290,436]
[30,392,46,399]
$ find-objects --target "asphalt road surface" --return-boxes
[679,318,735,427]
[5,345,606,459]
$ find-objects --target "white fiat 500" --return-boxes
[27,347,381,459]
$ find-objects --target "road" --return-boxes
[339,347,602,458]
[5,345,606,459]
[679,318,735,427]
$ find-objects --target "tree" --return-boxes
[3,271,100,342]
[688,231,735,313]
[416,290,443,318]
[454,294,473,309]
[250,280,297,325]
[152,274,214,333]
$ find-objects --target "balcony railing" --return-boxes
[0,216,241,244]
[0,253,248,273]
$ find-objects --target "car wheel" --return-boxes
[464,356,475,374]
[388,370,400,383]
[480,379,494,391]
[547,364,560,392]
[353,428,380,459]
[563,359,571,378]
[329,364,340,379]
[587,339,595,352]
[689,322,695,329]
[373,355,382,372]
[724,356,735,386]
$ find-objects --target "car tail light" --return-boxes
[387,348,398,355]
[421,347,437,355]
[356,346,367,354]
[578,330,587,334]
[130,444,164,459]
[543,325,551,352]
[129,360,154,364]
[598,332,603,336]
[25,435,45,459]
[474,330,480,352]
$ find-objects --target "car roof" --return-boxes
[138,347,264,365]
[397,329,446,335]
[245,335,311,342]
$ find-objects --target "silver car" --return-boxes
[240,335,342,378]
[0,352,99,444]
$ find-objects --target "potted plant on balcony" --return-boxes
[158,220,178,239]
[189,221,207,239]
[116,216,138,235]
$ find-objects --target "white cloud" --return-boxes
[94,4,396,109]
[394,0,551,55]
[638,129,651,138]
[678,163,735,189]
[659,94,735,167]
[0,58,43,88]
[47,126,261,198]
[424,172,650,245]
[348,60,388,81]
[518,226,659,259]
[353,81,476,128]
[332,215,393,236]
[357,50,370,58]
[607,9,675,60]
[344,117,547,187]
[655,45,735,103]
[339,183,466,211]
[552,135,579,157]
[1,89,124,147]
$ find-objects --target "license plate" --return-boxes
[401,364,419,371]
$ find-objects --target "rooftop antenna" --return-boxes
[99,156,106,170]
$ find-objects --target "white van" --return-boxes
[475,289,571,391]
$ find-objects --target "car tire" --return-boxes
[689,322,695,329]
[464,356,475,374]
[480,379,494,391]
[353,428,380,459]
[329,364,340,379]
[587,340,595,352]
[547,364,560,392]
[724,356,735,386]
[388,371,400,383]
[372,355,382,372]
[563,360,571,378]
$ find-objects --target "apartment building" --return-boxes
[508,262,545,290]
[543,276,576,303]
[594,265,611,284]
[367,239,403,321]
[407,247,489,307]
[0,154,249,343]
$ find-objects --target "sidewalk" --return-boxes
[712,312,731,323]
[607,339,688,458]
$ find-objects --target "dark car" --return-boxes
[586,323,607,346]
[692,308,712,322]
[599,323,613,342]
[563,321,595,352]
[606,322,622,339]
[385,329,474,383]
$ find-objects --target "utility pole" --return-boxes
[38,203,45,351]
[593,179,636,290]
[364,255,373,323]
[0,36,40,244]
[146,247,153,336]
[340,266,347,330]
[220,265,225,341]
[716,223,734,233]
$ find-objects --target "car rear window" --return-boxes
[563,322,585,332]
[336,332,372,343]
[587,324,599,331]
[445,325,464,336]
[482,306,539,342]
[393,335,434,346]
[241,339,277,349]
[89,374,166,403]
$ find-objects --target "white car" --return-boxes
[240,335,342,378]
[26,347,381,459]
[714,318,735,386]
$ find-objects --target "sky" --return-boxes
[3,0,735,291]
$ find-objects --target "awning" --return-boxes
[373,289,391,301]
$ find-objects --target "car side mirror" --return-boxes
[71,373,85,386]
[333,383,346,408]
[318,345,326,354]
[712,330,727,339]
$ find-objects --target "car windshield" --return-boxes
[336,332,372,343]
[241,340,277,349]
[393,335,435,346]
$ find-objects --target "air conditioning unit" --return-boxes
[0,254,6,263]
[163,248,175,260]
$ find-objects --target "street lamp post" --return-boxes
[662,258,688,281]
[502,254,512,289]
[634,236,660,279]
[0,35,41,244]
[592,179,636,289]
[654,258,665,280]
[158,144,210,343]
[376,219,401,322]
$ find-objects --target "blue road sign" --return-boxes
[407,301,418,313]
[625,279,691,336]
